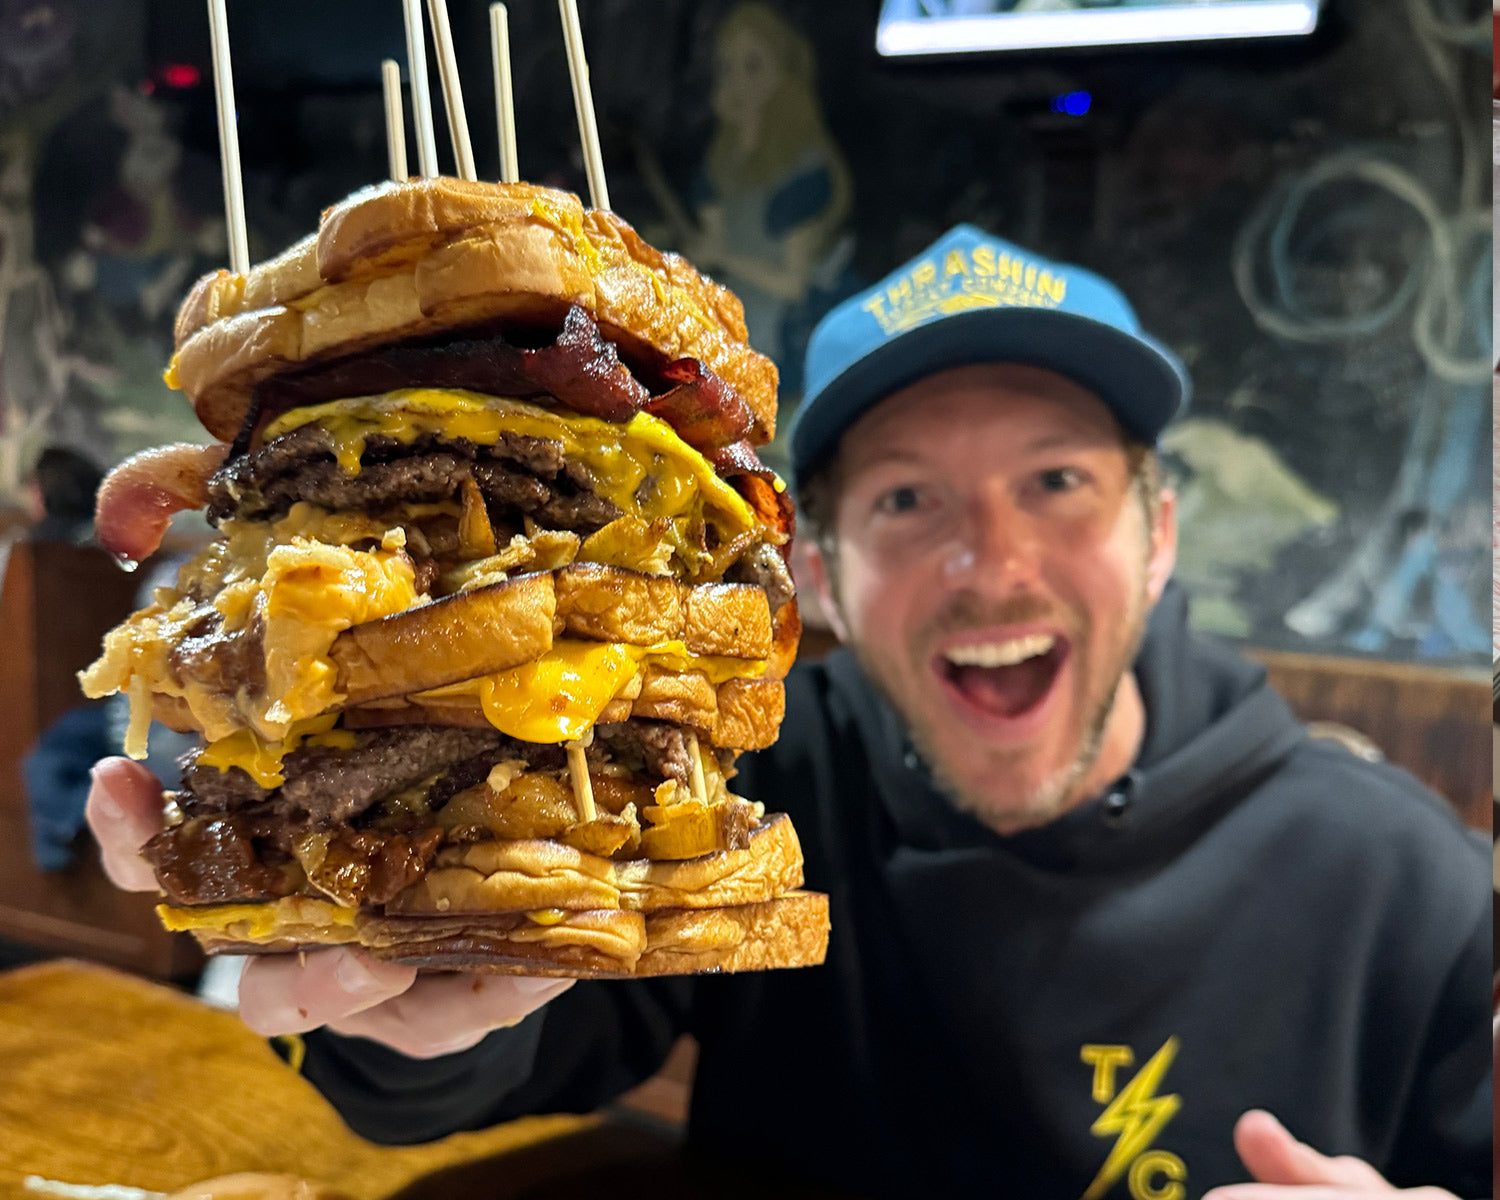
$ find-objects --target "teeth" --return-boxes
[944,634,1056,669]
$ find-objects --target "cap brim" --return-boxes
[790,307,1189,487]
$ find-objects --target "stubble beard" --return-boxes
[849,591,1151,836]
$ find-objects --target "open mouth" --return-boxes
[934,634,1068,722]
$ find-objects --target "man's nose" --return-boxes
[942,486,1042,589]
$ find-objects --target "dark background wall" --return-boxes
[0,0,1490,666]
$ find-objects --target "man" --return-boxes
[88,226,1490,1198]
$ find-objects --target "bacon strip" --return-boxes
[247,306,760,453]
[710,440,796,548]
[528,304,651,421]
[94,442,230,565]
[251,305,650,436]
[646,358,755,451]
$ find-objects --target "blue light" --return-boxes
[1050,90,1092,116]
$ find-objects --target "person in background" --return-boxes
[84,227,1489,1198]
[26,444,102,545]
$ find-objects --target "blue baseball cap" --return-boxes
[789,224,1189,488]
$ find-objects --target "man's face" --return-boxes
[817,364,1176,833]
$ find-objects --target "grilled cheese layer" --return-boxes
[418,637,765,743]
[189,636,762,787]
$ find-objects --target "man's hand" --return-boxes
[1201,1110,1457,1199]
[86,757,573,1058]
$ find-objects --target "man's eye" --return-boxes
[1038,467,1084,493]
[875,486,922,514]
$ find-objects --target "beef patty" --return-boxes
[177,718,706,826]
[208,427,621,530]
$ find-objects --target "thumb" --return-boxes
[86,757,166,892]
[1233,1110,1391,1189]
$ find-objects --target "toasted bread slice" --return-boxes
[683,582,774,660]
[330,565,776,706]
[712,677,788,751]
[171,180,777,444]
[637,890,829,977]
[360,906,649,974]
[628,667,720,731]
[341,676,787,751]
[552,562,683,646]
[331,566,779,708]
[330,570,557,705]
[387,814,803,917]
[358,890,829,978]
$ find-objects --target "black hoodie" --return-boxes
[299,586,1492,1199]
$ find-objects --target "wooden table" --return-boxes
[0,960,590,1198]
[0,961,843,1200]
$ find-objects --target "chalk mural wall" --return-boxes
[0,0,1489,665]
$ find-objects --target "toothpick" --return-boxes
[205,0,248,274]
[402,0,439,177]
[381,59,408,181]
[558,0,609,210]
[565,731,597,823]
[426,0,476,181]
[686,732,708,806]
[490,3,518,183]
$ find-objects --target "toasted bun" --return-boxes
[330,569,561,707]
[330,565,784,708]
[338,674,787,751]
[387,814,804,917]
[637,890,830,977]
[359,891,830,978]
[172,179,778,444]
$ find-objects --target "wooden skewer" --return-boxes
[686,732,708,806]
[565,730,597,823]
[402,0,439,177]
[381,59,409,182]
[426,0,476,181]
[489,3,518,183]
[205,0,248,274]
[557,0,609,210]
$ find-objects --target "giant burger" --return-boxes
[81,178,827,978]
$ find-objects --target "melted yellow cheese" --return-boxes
[181,636,760,784]
[197,713,358,788]
[260,389,756,537]
[173,503,429,612]
[474,640,640,743]
[260,539,418,727]
[156,898,355,941]
[80,536,418,754]
[527,196,603,271]
[417,638,764,743]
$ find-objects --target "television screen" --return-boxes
[876,0,1323,56]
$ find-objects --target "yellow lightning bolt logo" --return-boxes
[1080,1037,1182,1200]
